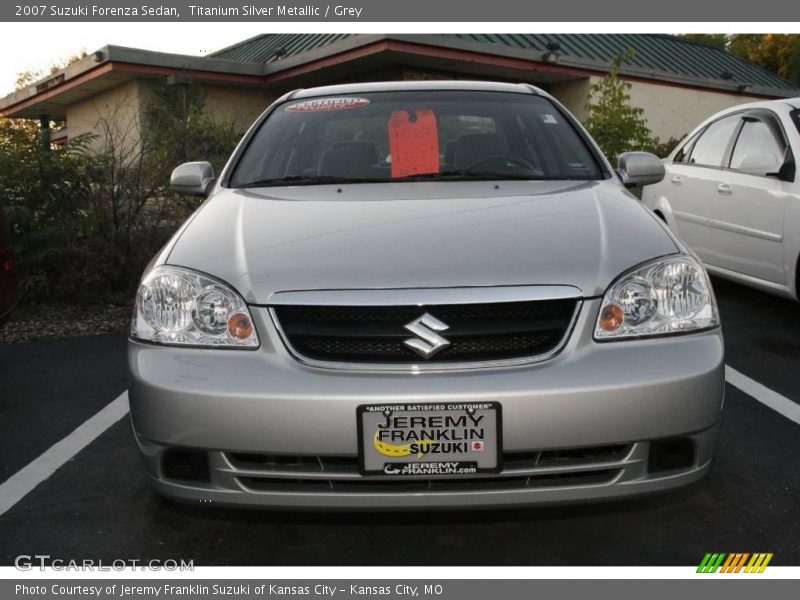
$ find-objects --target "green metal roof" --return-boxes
[211,33,356,64]
[452,34,795,91]
[210,33,799,97]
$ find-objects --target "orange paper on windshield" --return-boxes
[388,109,439,178]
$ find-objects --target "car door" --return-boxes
[664,114,742,262]
[709,111,791,284]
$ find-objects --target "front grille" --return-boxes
[272,299,577,364]
[504,444,632,469]
[226,444,631,495]
[226,445,632,473]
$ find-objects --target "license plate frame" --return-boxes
[356,402,503,477]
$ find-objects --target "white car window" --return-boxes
[730,120,784,170]
[688,115,740,167]
[673,131,700,163]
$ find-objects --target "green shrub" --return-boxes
[0,83,240,305]
[643,135,685,159]
[583,50,653,162]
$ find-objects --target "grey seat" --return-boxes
[452,133,509,169]
[318,142,378,179]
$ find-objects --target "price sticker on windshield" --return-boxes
[388,109,440,178]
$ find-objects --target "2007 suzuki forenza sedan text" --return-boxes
[128,81,725,509]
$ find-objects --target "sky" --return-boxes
[0,23,271,96]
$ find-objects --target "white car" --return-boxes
[642,98,800,301]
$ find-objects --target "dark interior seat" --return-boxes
[444,140,458,168]
[452,133,509,169]
[318,141,378,179]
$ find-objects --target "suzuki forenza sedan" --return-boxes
[129,81,725,508]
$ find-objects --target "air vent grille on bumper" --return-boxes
[226,444,632,494]
[271,299,578,364]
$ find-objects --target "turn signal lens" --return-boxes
[599,304,624,331]
[227,312,254,340]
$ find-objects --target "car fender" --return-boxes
[644,191,676,229]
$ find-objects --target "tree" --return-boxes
[583,50,653,161]
[0,116,95,299]
[727,34,762,60]
[141,79,240,175]
[0,78,240,304]
[679,34,800,86]
[729,34,800,85]
[14,51,88,90]
[680,34,728,50]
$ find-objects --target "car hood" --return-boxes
[166,180,678,303]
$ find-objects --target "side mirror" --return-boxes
[617,152,665,188]
[736,152,781,177]
[170,162,216,197]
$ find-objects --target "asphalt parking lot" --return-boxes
[0,277,798,566]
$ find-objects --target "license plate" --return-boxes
[357,402,502,477]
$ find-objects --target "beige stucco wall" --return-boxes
[64,80,278,152]
[621,78,767,141]
[549,76,769,142]
[65,80,144,153]
[201,84,278,134]
[549,78,593,122]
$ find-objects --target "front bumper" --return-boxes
[128,299,725,509]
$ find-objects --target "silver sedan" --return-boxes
[128,81,724,509]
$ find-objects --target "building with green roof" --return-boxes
[2,33,797,151]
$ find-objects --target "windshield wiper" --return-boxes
[404,170,543,181]
[236,171,591,188]
[410,170,600,181]
[236,175,377,188]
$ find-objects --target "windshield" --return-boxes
[229,90,604,187]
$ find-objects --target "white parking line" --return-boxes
[1,366,799,517]
[725,366,800,426]
[0,391,129,517]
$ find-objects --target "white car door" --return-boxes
[662,114,742,263]
[709,111,790,284]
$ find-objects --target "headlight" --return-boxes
[594,255,718,340]
[131,266,258,348]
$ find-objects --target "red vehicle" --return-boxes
[0,207,17,323]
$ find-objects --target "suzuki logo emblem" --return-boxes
[403,313,451,358]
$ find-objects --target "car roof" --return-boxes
[288,80,543,100]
